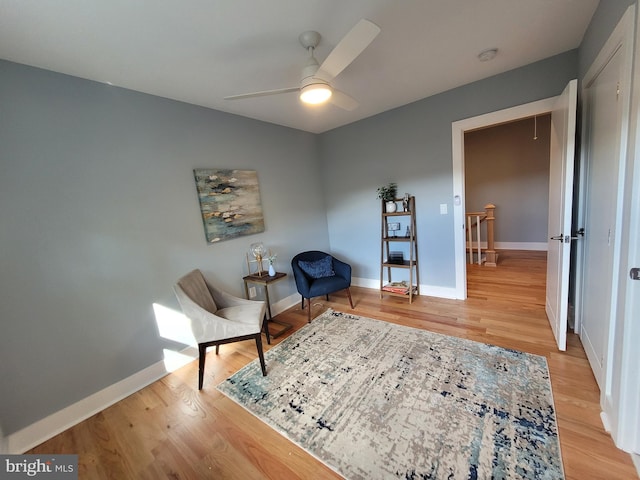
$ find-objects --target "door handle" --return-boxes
[575,227,585,236]
[550,234,579,243]
[551,228,585,242]
[569,227,585,240]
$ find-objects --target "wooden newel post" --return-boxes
[484,203,497,267]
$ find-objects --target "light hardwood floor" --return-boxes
[29,250,639,479]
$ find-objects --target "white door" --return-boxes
[580,46,624,389]
[545,79,578,351]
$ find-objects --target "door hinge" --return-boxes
[617,82,621,99]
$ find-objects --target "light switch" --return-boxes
[440,204,448,215]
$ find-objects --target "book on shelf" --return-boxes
[382,281,411,294]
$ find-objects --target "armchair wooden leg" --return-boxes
[346,287,354,309]
[307,298,312,323]
[255,334,267,376]
[301,296,305,309]
[198,344,207,390]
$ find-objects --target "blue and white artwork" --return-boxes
[193,168,265,243]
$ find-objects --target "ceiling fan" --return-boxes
[224,19,381,110]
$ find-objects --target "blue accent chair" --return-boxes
[291,251,354,322]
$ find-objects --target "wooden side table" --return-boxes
[243,272,293,338]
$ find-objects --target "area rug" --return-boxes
[217,309,564,480]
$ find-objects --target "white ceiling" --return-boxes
[0,0,599,134]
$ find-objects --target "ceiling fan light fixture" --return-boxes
[300,83,332,105]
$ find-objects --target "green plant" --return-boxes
[376,183,397,202]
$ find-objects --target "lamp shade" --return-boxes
[299,83,332,105]
[250,242,266,259]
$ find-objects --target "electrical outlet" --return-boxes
[440,203,448,215]
[249,286,257,298]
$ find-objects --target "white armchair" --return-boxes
[174,269,268,389]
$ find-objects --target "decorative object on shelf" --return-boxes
[377,182,397,213]
[382,280,411,294]
[387,222,400,237]
[403,193,410,212]
[388,251,404,264]
[267,252,277,277]
[193,168,265,243]
[247,242,268,276]
[405,226,411,237]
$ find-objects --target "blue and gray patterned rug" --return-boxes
[217,309,564,479]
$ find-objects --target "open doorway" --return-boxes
[452,97,557,300]
[452,79,578,351]
[453,81,578,353]
[464,114,552,257]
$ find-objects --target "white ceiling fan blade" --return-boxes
[224,86,298,101]
[315,19,380,82]
[329,89,359,111]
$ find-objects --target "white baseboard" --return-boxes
[352,277,459,299]
[5,351,190,454]
[352,276,381,290]
[271,293,300,316]
[466,241,548,251]
[601,411,612,433]
[421,284,459,299]
[632,453,640,477]
[497,241,547,251]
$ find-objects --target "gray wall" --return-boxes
[464,115,552,244]
[579,0,636,78]
[0,60,328,436]
[320,51,577,289]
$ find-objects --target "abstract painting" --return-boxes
[193,169,265,243]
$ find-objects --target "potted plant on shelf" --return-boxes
[377,183,398,212]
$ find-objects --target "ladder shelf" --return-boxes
[380,196,419,303]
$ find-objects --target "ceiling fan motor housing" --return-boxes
[225,20,379,111]
[301,57,325,86]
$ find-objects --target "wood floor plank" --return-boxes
[28,250,638,479]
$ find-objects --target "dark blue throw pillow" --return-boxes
[298,256,335,279]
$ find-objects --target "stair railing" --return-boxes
[465,203,497,267]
